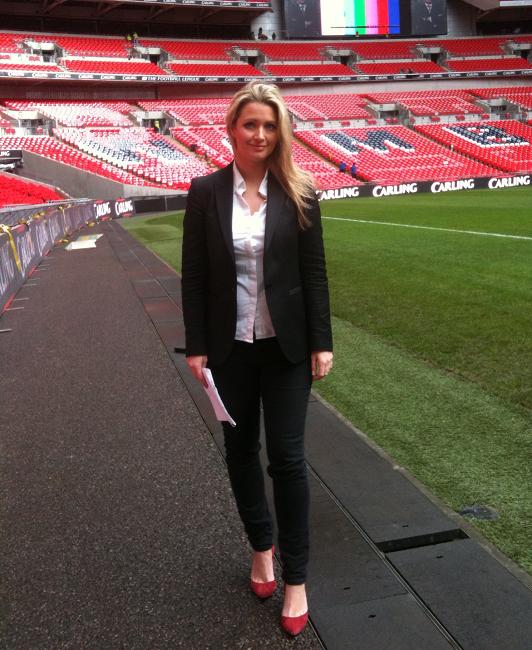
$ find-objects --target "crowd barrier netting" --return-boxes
[0,198,135,313]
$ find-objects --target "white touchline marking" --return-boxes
[322,217,532,241]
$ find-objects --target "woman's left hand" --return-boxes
[311,351,333,381]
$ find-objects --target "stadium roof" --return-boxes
[0,0,270,34]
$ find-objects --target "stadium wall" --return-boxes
[446,0,477,37]
[21,151,181,201]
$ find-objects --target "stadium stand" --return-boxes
[356,61,445,74]
[138,99,231,126]
[364,90,482,116]
[471,86,532,111]
[2,101,133,127]
[166,63,263,77]
[445,57,532,72]
[0,62,63,72]
[284,94,372,121]
[60,59,168,75]
[142,40,235,60]
[263,63,355,77]
[0,172,63,207]
[416,120,532,173]
[55,127,210,188]
[430,37,508,56]
[349,40,421,60]
[0,135,162,187]
[52,35,132,57]
[295,125,499,184]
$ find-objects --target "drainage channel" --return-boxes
[307,462,464,650]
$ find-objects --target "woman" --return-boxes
[181,81,333,637]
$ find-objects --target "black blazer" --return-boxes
[181,163,333,366]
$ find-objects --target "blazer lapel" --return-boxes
[265,172,287,253]
[214,163,235,262]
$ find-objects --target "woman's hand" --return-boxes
[186,355,209,387]
[311,351,333,381]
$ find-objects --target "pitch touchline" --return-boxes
[322,217,532,241]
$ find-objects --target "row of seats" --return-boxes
[356,61,444,74]
[2,101,133,127]
[0,172,63,208]
[2,56,530,78]
[471,87,532,110]
[416,120,532,173]
[55,127,210,188]
[446,58,532,72]
[0,135,162,188]
[296,125,499,184]
[1,31,530,64]
[166,63,263,77]
[61,59,168,75]
[284,94,372,120]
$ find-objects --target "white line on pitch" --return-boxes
[322,217,532,241]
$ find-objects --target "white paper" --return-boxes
[201,368,237,427]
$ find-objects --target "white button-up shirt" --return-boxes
[232,165,276,343]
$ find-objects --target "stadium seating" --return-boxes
[349,41,421,60]
[470,86,532,110]
[138,99,231,126]
[61,59,167,75]
[244,42,332,61]
[142,40,235,60]
[0,135,162,187]
[166,63,263,77]
[363,90,481,116]
[356,61,445,75]
[296,125,498,184]
[55,127,210,188]
[52,35,131,57]
[415,120,532,173]
[0,172,63,207]
[445,57,532,72]
[431,37,507,56]
[2,101,133,127]
[263,63,354,77]
[0,62,63,72]
[0,33,25,53]
[284,94,372,121]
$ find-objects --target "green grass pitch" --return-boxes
[122,186,532,573]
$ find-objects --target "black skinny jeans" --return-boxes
[211,338,312,585]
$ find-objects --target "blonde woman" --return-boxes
[181,81,333,637]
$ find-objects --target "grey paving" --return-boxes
[0,226,321,649]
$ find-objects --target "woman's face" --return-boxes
[230,101,279,170]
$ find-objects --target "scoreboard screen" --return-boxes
[284,0,447,37]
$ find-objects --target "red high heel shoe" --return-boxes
[250,545,276,599]
[280,584,308,636]
[280,612,308,637]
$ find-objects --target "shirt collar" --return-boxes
[233,164,268,200]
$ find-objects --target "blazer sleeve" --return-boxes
[181,177,209,357]
[299,195,333,352]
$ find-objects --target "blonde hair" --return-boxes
[225,81,315,229]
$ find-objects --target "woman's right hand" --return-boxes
[186,355,209,387]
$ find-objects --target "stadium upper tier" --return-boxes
[0,32,531,82]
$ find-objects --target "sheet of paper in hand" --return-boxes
[201,368,237,427]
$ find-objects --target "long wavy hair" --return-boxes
[225,81,315,229]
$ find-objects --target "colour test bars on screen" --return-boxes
[321,0,401,36]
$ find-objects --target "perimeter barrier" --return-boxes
[0,197,135,313]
